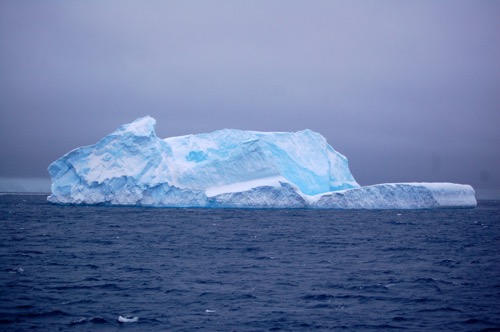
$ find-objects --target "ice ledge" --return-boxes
[205,176,285,197]
[48,181,476,209]
[311,182,477,209]
[206,182,477,209]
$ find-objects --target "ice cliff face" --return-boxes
[47,116,476,209]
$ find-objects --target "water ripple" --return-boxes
[0,195,499,331]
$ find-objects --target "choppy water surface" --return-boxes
[0,195,499,331]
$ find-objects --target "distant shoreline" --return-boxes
[0,192,50,196]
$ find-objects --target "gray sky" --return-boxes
[1,1,499,197]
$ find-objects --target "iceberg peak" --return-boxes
[47,116,476,209]
[116,115,156,137]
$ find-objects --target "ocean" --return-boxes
[0,194,499,331]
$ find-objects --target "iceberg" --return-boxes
[47,116,476,209]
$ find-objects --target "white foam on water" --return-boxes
[118,315,139,323]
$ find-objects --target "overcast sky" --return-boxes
[0,1,499,197]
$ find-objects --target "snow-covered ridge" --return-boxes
[47,116,476,209]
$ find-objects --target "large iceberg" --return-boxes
[47,116,476,209]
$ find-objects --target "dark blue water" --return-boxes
[0,195,499,331]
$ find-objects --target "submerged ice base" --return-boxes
[47,116,476,209]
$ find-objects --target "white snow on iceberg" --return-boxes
[47,116,476,209]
